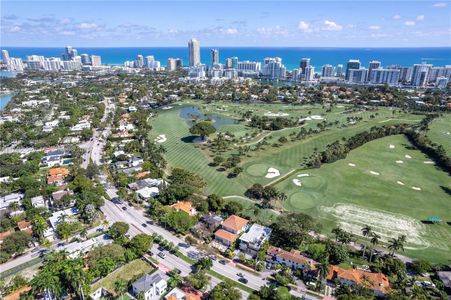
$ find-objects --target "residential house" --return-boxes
[129,156,144,167]
[0,231,13,244]
[165,287,202,300]
[42,148,67,167]
[0,193,24,210]
[89,287,111,300]
[221,215,249,234]
[128,178,165,190]
[239,224,272,256]
[48,207,79,230]
[327,265,390,296]
[137,186,160,199]
[214,229,239,247]
[61,234,112,258]
[132,271,168,300]
[31,196,46,208]
[47,167,70,186]
[170,201,197,216]
[266,246,318,272]
[202,214,223,231]
[70,119,91,132]
[17,220,33,235]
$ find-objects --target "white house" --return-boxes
[70,120,91,131]
[132,271,167,300]
[137,186,160,199]
[239,223,272,256]
[42,120,60,132]
[61,234,112,258]
[48,207,79,229]
[0,193,24,210]
[31,195,46,208]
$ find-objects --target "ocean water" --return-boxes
[2,47,451,70]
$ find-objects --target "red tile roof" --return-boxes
[327,265,390,294]
[267,246,318,269]
[222,215,248,232]
[214,229,239,242]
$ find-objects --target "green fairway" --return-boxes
[149,101,423,196]
[275,134,451,262]
[428,114,451,156]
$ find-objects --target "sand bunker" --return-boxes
[292,179,302,186]
[297,173,310,177]
[310,115,324,120]
[389,144,395,149]
[265,167,280,178]
[397,181,405,185]
[405,154,412,159]
[412,186,422,191]
[321,203,428,248]
[348,163,356,167]
[264,112,289,117]
[370,171,380,175]
[154,134,167,143]
[396,160,404,164]
[423,161,434,164]
[162,106,173,110]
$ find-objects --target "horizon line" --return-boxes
[2,46,451,49]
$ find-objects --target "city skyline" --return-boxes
[1,1,450,47]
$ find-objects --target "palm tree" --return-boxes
[388,235,405,256]
[114,279,127,300]
[361,225,372,258]
[32,215,49,239]
[317,257,330,292]
[80,228,88,240]
[331,226,342,242]
[31,270,62,300]
[369,232,380,262]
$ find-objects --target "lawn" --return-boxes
[428,114,451,156]
[274,134,451,263]
[91,259,154,295]
[149,101,423,196]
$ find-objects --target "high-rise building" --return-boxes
[436,76,449,89]
[211,49,219,66]
[231,57,239,69]
[292,69,301,82]
[345,59,361,80]
[348,68,368,83]
[26,55,45,62]
[321,64,334,77]
[7,58,24,71]
[136,55,144,68]
[237,61,261,73]
[175,58,183,69]
[167,58,177,71]
[225,58,232,69]
[262,57,286,80]
[80,54,90,65]
[26,61,43,71]
[368,60,381,81]
[304,65,315,81]
[90,55,101,67]
[336,64,343,77]
[369,69,400,86]
[411,63,432,87]
[188,38,201,67]
[62,60,82,71]
[300,58,310,77]
[63,46,78,60]
[43,58,62,71]
[145,56,154,68]
[2,50,10,64]
[427,66,451,83]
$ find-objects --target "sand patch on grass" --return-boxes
[397,181,405,185]
[265,167,280,178]
[162,106,173,110]
[423,161,434,164]
[396,160,404,164]
[154,134,167,143]
[370,171,380,175]
[297,173,310,177]
[264,112,289,117]
[292,179,302,186]
[389,144,395,149]
[412,186,422,191]
[348,163,356,167]
[321,203,429,248]
[405,154,412,159]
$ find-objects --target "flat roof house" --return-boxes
[239,223,272,256]
[0,193,24,210]
[132,271,168,300]
[31,196,46,208]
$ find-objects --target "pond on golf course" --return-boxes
[179,106,238,129]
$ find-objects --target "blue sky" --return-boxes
[1,0,450,47]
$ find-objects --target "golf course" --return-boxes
[148,100,451,262]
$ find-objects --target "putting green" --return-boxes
[285,192,318,211]
[246,164,271,177]
[299,175,326,189]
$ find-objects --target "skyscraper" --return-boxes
[167,58,177,71]
[63,46,77,60]
[262,57,286,80]
[188,38,201,67]
[80,54,90,65]
[145,56,154,68]
[368,60,381,81]
[336,64,343,77]
[411,63,432,87]
[300,58,310,77]
[90,55,101,67]
[321,64,334,77]
[225,58,232,69]
[2,50,10,64]
[211,49,219,66]
[346,59,361,80]
[231,57,239,69]
[136,55,144,68]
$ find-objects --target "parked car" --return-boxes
[219,259,228,265]
[158,252,166,259]
[121,206,127,210]
[238,277,248,284]
[237,273,244,278]
[178,242,189,248]
[142,223,147,227]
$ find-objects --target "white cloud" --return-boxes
[416,15,425,21]
[222,28,238,35]
[298,21,311,32]
[432,2,447,7]
[9,26,21,33]
[61,31,75,36]
[77,22,98,30]
[323,20,343,31]
[393,14,402,20]
[404,21,416,26]
[369,25,381,30]
[257,25,289,37]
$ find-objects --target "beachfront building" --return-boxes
[262,57,286,80]
[188,38,201,67]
